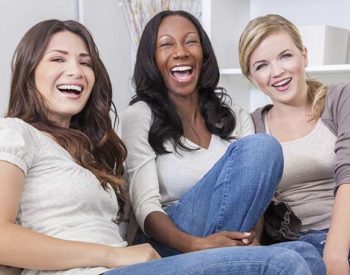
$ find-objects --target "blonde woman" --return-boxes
[239,14,350,275]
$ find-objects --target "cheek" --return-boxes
[195,48,203,66]
[155,52,163,70]
[34,69,48,95]
[88,71,96,87]
[250,72,266,88]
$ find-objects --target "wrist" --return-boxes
[99,245,117,268]
[186,236,206,252]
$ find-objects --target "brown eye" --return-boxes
[81,62,92,67]
[51,57,65,63]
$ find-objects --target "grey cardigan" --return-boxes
[251,82,350,189]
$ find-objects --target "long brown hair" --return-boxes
[238,14,327,120]
[8,19,127,213]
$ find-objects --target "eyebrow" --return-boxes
[158,31,199,39]
[46,49,90,57]
[252,59,267,68]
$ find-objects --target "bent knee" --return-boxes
[235,134,283,164]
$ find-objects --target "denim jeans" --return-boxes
[299,228,350,262]
[128,134,325,274]
[104,241,325,274]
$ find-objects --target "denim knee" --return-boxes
[229,134,284,191]
[273,241,326,275]
[271,247,314,275]
[241,134,282,158]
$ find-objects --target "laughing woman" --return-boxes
[121,10,325,275]
[239,14,350,275]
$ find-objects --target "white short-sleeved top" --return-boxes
[0,118,127,275]
[121,101,254,231]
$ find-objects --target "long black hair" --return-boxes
[131,10,235,154]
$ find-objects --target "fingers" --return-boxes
[221,231,255,244]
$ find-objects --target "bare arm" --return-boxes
[144,212,255,253]
[323,184,350,275]
[0,161,159,270]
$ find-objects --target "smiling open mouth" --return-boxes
[171,65,193,82]
[272,77,292,88]
[57,84,83,95]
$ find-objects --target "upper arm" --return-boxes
[0,161,24,223]
[329,83,350,187]
[121,102,157,179]
[0,118,37,223]
[121,103,165,231]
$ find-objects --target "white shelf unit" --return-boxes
[201,0,350,111]
[221,64,350,76]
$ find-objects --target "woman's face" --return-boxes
[155,15,203,101]
[248,31,308,106]
[34,31,95,127]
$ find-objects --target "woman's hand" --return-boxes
[192,231,256,251]
[107,244,161,268]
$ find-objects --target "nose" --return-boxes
[270,62,284,77]
[66,60,83,78]
[173,44,189,59]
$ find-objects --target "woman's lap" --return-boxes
[104,243,324,275]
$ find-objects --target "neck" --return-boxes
[171,94,200,125]
[270,88,312,119]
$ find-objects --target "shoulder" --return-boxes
[122,101,152,122]
[231,103,249,119]
[251,105,273,133]
[0,118,39,174]
[230,104,254,137]
[322,82,350,118]
[320,82,350,132]
[0,117,34,135]
[121,101,153,138]
[326,82,350,102]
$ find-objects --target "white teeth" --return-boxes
[57,84,82,92]
[171,65,192,72]
[273,78,291,87]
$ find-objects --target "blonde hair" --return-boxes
[238,14,327,120]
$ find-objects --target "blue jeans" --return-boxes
[130,134,325,274]
[104,241,325,274]
[139,134,284,255]
[299,229,350,261]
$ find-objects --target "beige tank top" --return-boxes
[264,116,336,232]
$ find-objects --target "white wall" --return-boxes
[0,0,79,117]
[80,0,132,127]
[250,0,350,30]
[0,0,132,126]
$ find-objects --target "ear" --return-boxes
[302,47,308,68]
